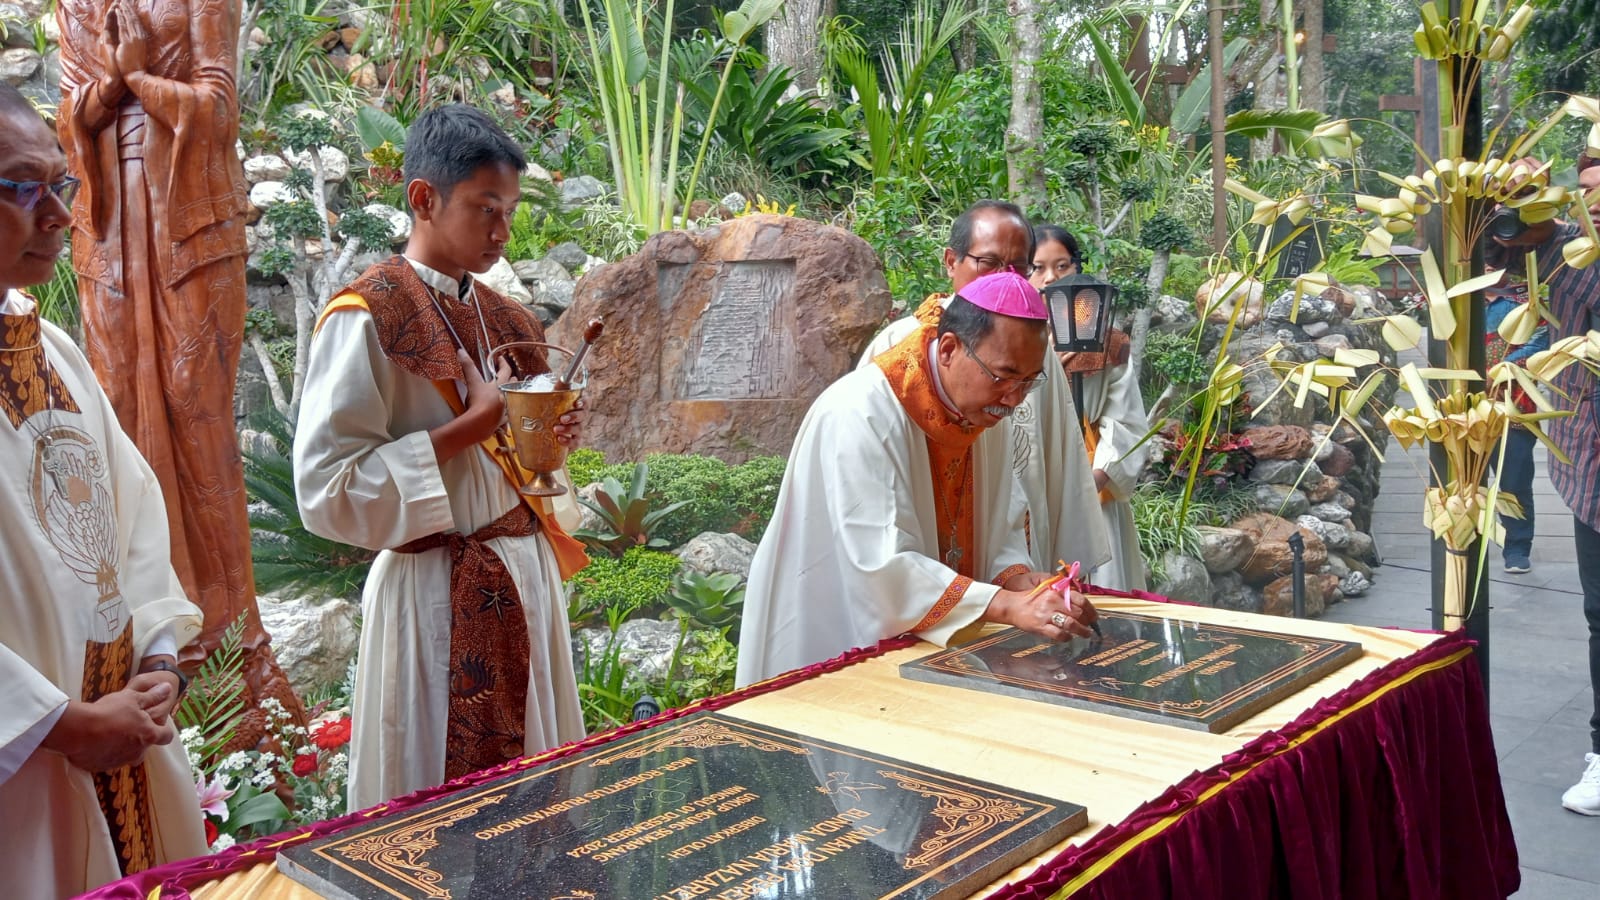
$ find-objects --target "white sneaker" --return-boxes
[1561,752,1600,816]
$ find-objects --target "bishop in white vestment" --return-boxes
[738,274,1098,685]
[859,298,1111,577]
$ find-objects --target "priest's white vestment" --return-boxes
[1076,357,1152,591]
[0,290,206,896]
[735,363,1035,685]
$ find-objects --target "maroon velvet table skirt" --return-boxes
[83,614,1517,900]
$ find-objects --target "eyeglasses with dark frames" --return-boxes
[0,176,80,212]
[963,343,1047,395]
[962,253,1035,277]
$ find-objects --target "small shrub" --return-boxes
[665,571,745,638]
[1141,330,1211,401]
[566,447,609,491]
[1162,252,1207,302]
[665,630,738,706]
[570,547,683,621]
[583,453,787,548]
[576,463,692,557]
[1131,484,1204,586]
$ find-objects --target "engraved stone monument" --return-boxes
[556,215,892,463]
[900,612,1362,733]
[278,712,1086,899]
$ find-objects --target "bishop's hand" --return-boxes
[986,582,1096,642]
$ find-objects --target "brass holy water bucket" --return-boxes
[489,341,582,497]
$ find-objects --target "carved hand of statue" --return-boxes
[110,0,149,79]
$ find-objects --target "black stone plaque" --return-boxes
[277,712,1086,900]
[900,611,1362,733]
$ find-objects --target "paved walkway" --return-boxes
[1321,411,1597,897]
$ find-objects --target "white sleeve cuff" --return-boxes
[0,701,67,785]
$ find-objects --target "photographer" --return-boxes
[1492,158,1600,816]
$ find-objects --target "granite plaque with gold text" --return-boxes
[900,611,1362,733]
[277,712,1087,899]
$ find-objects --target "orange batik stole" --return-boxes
[872,298,996,631]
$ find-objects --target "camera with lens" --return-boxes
[1487,205,1530,242]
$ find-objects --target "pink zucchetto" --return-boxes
[954,271,1048,320]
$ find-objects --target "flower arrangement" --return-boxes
[182,695,353,851]
[176,618,353,850]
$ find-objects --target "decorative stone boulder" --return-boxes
[513,257,577,323]
[1154,553,1212,605]
[257,594,360,696]
[1249,483,1311,519]
[1239,425,1312,461]
[477,256,533,305]
[1195,274,1265,328]
[1196,525,1253,575]
[545,241,590,275]
[1232,512,1328,586]
[1261,572,1341,617]
[1249,458,1319,487]
[571,619,707,692]
[1209,571,1264,613]
[560,175,608,210]
[556,214,892,463]
[1265,287,1341,325]
[1296,514,1352,553]
[243,154,291,184]
[674,532,757,580]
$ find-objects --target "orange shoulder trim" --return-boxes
[315,293,369,334]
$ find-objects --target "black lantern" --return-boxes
[1040,273,1118,432]
[1042,273,1117,354]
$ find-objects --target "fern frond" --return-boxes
[175,614,250,765]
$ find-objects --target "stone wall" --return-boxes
[1147,281,1401,615]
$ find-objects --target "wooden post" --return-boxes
[1209,0,1228,252]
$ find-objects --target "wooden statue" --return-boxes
[56,0,303,739]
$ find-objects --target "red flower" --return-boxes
[312,717,352,750]
[292,753,319,777]
[204,818,218,846]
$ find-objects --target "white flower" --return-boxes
[218,751,252,772]
[179,727,203,751]
[251,769,277,790]
[211,834,236,852]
